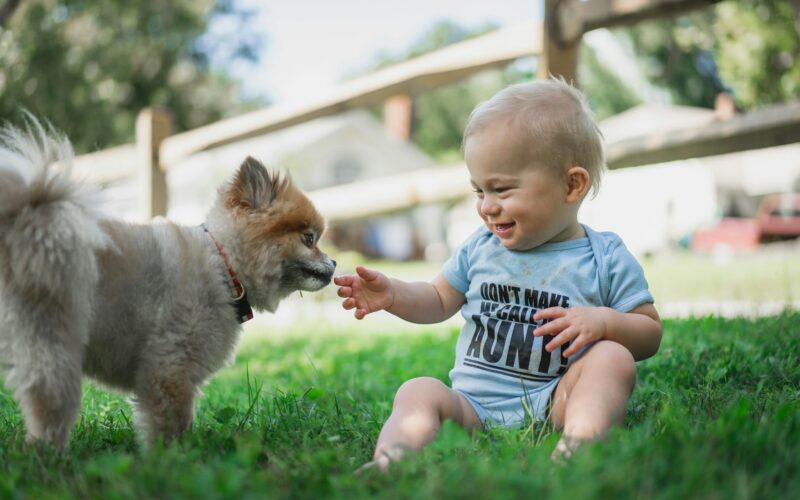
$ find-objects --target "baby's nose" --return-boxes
[480,197,501,215]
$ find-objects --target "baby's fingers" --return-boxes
[534,316,568,337]
[333,275,354,286]
[533,307,567,322]
[356,266,381,281]
[562,334,589,357]
[337,286,352,298]
[545,327,577,352]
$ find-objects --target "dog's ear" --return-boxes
[226,157,290,211]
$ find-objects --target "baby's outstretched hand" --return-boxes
[334,266,394,320]
[533,307,611,357]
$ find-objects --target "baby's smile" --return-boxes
[493,222,516,236]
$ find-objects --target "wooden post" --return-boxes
[136,108,172,220]
[538,0,580,84]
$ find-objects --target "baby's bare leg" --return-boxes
[366,377,480,471]
[549,340,636,456]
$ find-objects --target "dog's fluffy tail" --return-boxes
[0,117,109,295]
[0,117,111,446]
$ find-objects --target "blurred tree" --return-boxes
[0,0,265,153]
[578,41,641,121]
[624,0,799,109]
[0,0,21,25]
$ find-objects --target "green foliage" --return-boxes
[578,43,641,120]
[624,0,800,109]
[625,14,722,108]
[0,312,799,498]
[0,0,265,153]
[712,0,800,107]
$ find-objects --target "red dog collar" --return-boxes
[202,224,254,323]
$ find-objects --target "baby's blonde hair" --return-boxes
[463,78,605,197]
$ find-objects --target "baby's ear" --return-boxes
[226,157,289,210]
[565,166,590,202]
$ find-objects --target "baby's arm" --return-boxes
[334,266,465,323]
[533,304,662,361]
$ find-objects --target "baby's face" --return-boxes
[464,126,579,251]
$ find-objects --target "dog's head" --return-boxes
[216,157,336,312]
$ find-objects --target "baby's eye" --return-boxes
[472,189,484,199]
[303,233,315,248]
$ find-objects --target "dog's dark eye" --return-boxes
[303,233,315,248]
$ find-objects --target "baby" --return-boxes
[334,78,662,469]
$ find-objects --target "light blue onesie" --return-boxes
[442,224,654,427]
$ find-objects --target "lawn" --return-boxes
[0,312,798,499]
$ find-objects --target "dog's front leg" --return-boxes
[133,371,197,447]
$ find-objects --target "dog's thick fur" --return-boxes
[0,119,336,448]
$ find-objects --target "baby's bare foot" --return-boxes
[550,435,588,464]
[354,455,391,475]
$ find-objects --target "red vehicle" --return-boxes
[691,218,761,252]
[691,193,800,252]
[757,193,800,240]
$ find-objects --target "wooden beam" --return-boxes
[555,0,722,44]
[309,164,471,223]
[581,0,721,31]
[160,21,541,168]
[607,100,800,169]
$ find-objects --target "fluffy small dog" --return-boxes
[0,118,336,449]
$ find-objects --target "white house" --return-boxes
[166,110,435,222]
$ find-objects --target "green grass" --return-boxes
[1,313,798,499]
